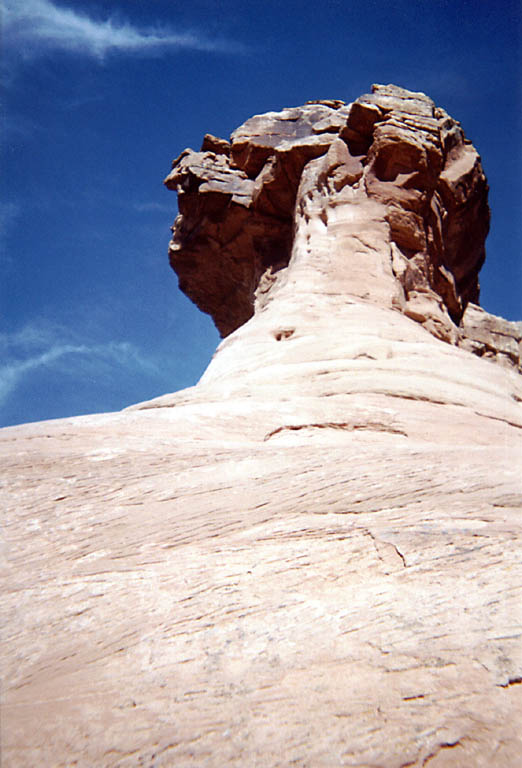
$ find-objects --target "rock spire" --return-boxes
[165,84,506,357]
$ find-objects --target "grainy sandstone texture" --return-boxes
[2,85,521,767]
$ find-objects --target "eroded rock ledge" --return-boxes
[165,84,520,369]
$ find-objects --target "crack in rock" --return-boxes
[264,421,407,441]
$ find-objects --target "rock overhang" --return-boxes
[164,84,519,372]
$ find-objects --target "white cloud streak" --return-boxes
[2,0,245,59]
[0,321,159,407]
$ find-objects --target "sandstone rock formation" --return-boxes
[166,84,520,368]
[2,85,522,767]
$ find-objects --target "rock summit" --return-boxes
[165,84,520,369]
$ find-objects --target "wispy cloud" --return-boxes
[1,0,246,60]
[0,321,159,408]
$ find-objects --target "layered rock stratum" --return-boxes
[2,85,522,767]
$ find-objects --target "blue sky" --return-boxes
[1,0,521,427]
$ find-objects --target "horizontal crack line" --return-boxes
[264,421,407,441]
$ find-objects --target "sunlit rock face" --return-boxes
[165,84,513,360]
[3,86,522,768]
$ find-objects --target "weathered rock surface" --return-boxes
[459,303,522,370]
[166,84,520,370]
[2,85,522,767]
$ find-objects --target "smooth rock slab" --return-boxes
[2,348,522,766]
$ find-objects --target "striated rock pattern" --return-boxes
[2,85,522,767]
